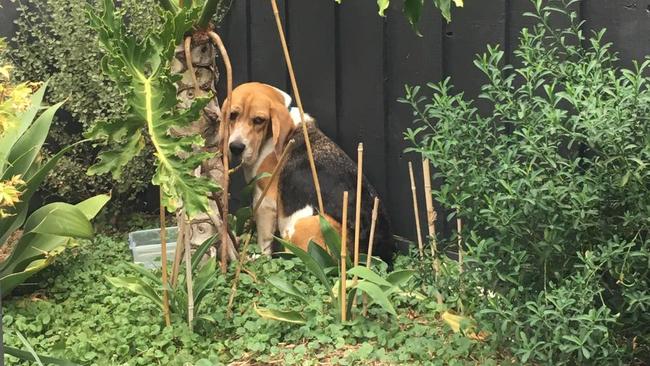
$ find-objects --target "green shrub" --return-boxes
[402,0,650,364]
[9,0,163,216]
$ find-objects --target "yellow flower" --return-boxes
[0,175,25,209]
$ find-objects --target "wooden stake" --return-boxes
[227,139,296,317]
[362,197,380,316]
[207,31,232,274]
[351,143,363,312]
[270,0,324,214]
[171,210,186,287]
[159,191,171,326]
[422,158,443,305]
[422,158,440,275]
[408,162,424,258]
[340,191,349,322]
[184,212,194,329]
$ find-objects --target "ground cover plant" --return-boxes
[402,0,650,364]
[2,235,502,365]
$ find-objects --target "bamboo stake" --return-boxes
[340,191,349,322]
[171,210,186,287]
[351,143,363,312]
[159,191,171,326]
[207,31,233,274]
[183,36,200,96]
[183,213,195,329]
[226,139,296,317]
[362,197,380,316]
[421,158,440,275]
[422,158,443,305]
[270,0,324,214]
[408,162,424,258]
[252,139,296,215]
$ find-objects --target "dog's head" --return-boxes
[223,82,294,167]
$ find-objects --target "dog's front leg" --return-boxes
[254,194,277,256]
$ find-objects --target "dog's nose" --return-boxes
[229,141,246,156]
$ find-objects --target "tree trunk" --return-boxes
[171,31,236,263]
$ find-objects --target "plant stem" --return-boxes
[184,36,200,97]
[184,212,194,330]
[340,191,349,323]
[362,197,380,317]
[197,0,220,29]
[207,31,232,274]
[159,191,172,326]
[408,162,424,258]
[270,0,324,214]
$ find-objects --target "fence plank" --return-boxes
[287,0,337,138]
[249,0,288,90]
[385,2,444,237]
[336,1,387,197]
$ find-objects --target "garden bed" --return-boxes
[2,234,500,365]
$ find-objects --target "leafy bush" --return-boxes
[402,0,650,364]
[9,0,163,216]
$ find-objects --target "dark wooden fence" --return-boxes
[217,0,650,238]
[2,0,649,238]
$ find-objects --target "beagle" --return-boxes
[224,82,395,264]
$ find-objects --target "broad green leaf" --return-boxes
[0,81,49,174]
[0,141,84,245]
[87,1,219,217]
[0,233,68,274]
[193,257,217,306]
[3,101,65,180]
[404,0,424,32]
[4,345,80,366]
[74,194,111,220]
[353,280,397,316]
[319,215,351,267]
[307,240,337,269]
[347,266,393,287]
[191,234,218,272]
[254,304,306,324]
[106,276,163,308]
[0,258,51,297]
[23,203,94,239]
[386,269,416,287]
[278,237,332,290]
[267,274,308,303]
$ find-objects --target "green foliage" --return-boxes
[10,0,162,216]
[107,235,219,325]
[335,0,463,27]
[256,216,415,324]
[0,82,109,297]
[4,330,79,365]
[87,0,220,217]
[3,234,501,365]
[402,0,650,364]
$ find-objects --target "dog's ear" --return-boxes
[270,102,294,158]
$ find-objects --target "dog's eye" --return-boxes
[229,111,239,121]
[253,117,266,125]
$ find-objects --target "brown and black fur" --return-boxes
[278,122,395,265]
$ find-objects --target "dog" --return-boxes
[223,82,395,265]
